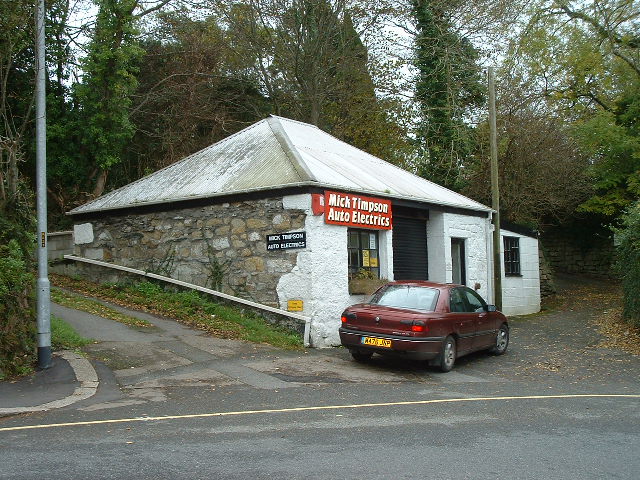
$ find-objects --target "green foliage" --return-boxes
[0,173,36,377]
[412,0,485,191]
[511,0,640,223]
[53,275,303,349]
[221,0,409,163]
[0,240,36,377]
[76,0,144,195]
[323,11,409,163]
[51,288,152,328]
[122,12,270,178]
[203,232,231,291]
[147,246,176,277]
[614,202,640,326]
[574,97,640,218]
[51,315,94,350]
[132,281,164,296]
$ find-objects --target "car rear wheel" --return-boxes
[490,324,509,355]
[350,349,373,363]
[437,336,456,372]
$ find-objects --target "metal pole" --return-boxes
[488,67,502,310]
[36,0,51,369]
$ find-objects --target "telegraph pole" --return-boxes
[488,67,502,310]
[36,0,52,369]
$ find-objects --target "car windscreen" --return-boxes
[369,285,439,312]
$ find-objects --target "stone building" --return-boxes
[69,116,540,347]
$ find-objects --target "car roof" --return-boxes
[385,281,462,290]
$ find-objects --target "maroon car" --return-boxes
[339,281,509,372]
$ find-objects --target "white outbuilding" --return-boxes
[69,115,540,347]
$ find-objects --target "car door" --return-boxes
[461,287,494,350]
[448,288,476,354]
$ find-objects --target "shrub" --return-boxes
[0,181,37,378]
[0,240,36,377]
[614,202,640,327]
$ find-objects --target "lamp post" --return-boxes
[35,0,51,369]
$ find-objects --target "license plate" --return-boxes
[361,337,391,348]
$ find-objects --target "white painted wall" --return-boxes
[501,229,541,315]
[279,194,394,347]
[427,211,492,301]
[278,196,540,347]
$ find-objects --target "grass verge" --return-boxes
[51,288,153,328]
[51,274,303,350]
[51,315,94,350]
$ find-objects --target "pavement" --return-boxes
[1,275,639,418]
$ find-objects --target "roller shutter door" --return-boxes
[392,216,428,280]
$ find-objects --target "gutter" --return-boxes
[64,255,312,347]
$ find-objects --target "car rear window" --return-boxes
[369,285,439,312]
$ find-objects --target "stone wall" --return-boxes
[47,231,73,261]
[541,233,616,279]
[73,197,306,307]
[538,247,557,298]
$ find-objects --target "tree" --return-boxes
[217,0,409,162]
[122,12,270,177]
[0,0,35,203]
[412,0,485,191]
[463,85,593,229]
[0,0,37,376]
[76,0,144,198]
[322,11,408,161]
[513,0,640,220]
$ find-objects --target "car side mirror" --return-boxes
[486,305,497,312]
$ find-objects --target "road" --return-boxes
[1,280,639,479]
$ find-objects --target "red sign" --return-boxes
[323,191,392,230]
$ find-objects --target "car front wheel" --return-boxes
[438,336,456,372]
[490,324,509,355]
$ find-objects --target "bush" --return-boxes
[0,240,36,377]
[0,182,37,378]
[614,202,640,327]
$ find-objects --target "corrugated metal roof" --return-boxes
[70,115,490,215]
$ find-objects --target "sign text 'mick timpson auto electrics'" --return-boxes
[324,191,392,230]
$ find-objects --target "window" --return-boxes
[463,288,488,313]
[503,236,521,276]
[449,288,467,313]
[370,285,439,312]
[450,287,488,313]
[348,229,380,278]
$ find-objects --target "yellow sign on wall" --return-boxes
[362,250,370,267]
[288,300,304,312]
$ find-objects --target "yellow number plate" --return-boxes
[361,337,391,348]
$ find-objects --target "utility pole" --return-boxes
[488,67,502,310]
[36,0,52,369]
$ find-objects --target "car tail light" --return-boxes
[341,312,357,323]
[411,322,427,333]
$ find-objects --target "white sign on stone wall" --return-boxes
[73,223,94,245]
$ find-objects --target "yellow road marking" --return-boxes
[1,393,638,433]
